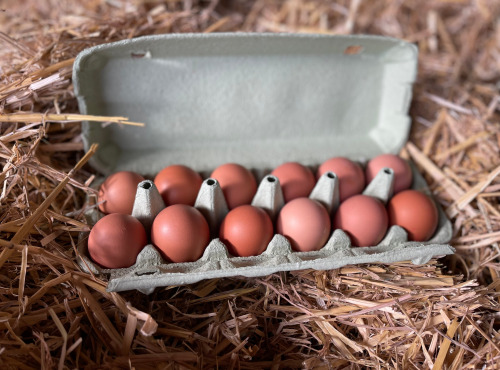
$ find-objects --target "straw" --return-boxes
[1,0,500,368]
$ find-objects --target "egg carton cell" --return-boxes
[77,164,454,293]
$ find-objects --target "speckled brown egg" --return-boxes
[88,213,147,269]
[271,162,316,202]
[98,171,145,215]
[210,163,257,209]
[220,205,274,257]
[333,194,388,247]
[317,157,365,201]
[154,164,202,206]
[387,190,438,241]
[151,204,210,263]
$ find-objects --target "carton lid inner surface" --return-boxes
[74,33,417,174]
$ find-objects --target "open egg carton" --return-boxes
[77,164,453,294]
[73,33,454,293]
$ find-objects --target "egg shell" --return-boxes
[210,163,257,209]
[387,190,438,241]
[98,171,145,215]
[333,194,388,247]
[88,213,147,269]
[154,164,203,206]
[317,157,365,201]
[271,162,316,202]
[366,154,412,194]
[219,205,274,257]
[276,198,331,252]
[151,204,210,263]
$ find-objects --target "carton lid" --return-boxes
[74,33,417,174]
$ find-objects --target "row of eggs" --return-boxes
[88,155,439,269]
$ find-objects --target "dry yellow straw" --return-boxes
[0,144,98,270]
[0,113,144,127]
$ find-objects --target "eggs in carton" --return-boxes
[74,33,454,293]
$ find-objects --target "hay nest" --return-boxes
[1,1,499,368]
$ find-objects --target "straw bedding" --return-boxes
[1,0,499,368]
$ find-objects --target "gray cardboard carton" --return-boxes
[73,33,454,293]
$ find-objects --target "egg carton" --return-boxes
[77,163,454,294]
[73,33,455,293]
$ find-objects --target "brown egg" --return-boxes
[151,204,210,263]
[271,162,316,202]
[387,190,438,241]
[210,163,257,209]
[220,205,274,257]
[366,154,412,194]
[317,157,365,201]
[154,164,202,206]
[88,213,147,269]
[333,195,388,247]
[276,198,331,252]
[98,171,145,215]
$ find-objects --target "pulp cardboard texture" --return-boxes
[75,33,416,174]
[73,33,454,293]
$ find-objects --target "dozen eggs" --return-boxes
[89,154,439,269]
